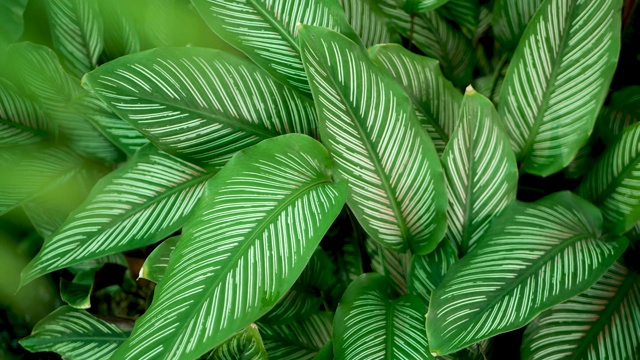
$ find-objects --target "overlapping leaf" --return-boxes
[83,47,317,168]
[369,44,462,154]
[597,86,640,145]
[492,0,544,51]
[260,312,333,360]
[408,240,457,306]
[334,273,432,360]
[402,0,449,13]
[522,262,640,360]
[299,25,447,255]
[191,0,360,96]
[442,88,517,255]
[138,236,179,283]
[338,0,400,47]
[438,0,479,38]
[577,122,640,234]
[98,0,141,61]
[498,0,621,176]
[427,192,629,355]
[20,144,213,286]
[365,238,409,296]
[112,134,347,360]
[207,324,267,360]
[0,77,53,146]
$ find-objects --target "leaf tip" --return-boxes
[465,85,476,95]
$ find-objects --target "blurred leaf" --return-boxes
[597,86,640,145]
[260,312,333,360]
[0,77,53,147]
[0,0,29,43]
[438,0,480,38]
[97,0,141,61]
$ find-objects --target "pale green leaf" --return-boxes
[338,0,401,47]
[20,144,213,286]
[0,0,28,43]
[112,134,347,360]
[408,240,457,306]
[522,261,640,360]
[83,47,317,169]
[427,191,629,355]
[299,25,447,255]
[334,273,433,360]
[19,306,128,359]
[138,236,179,283]
[492,0,544,51]
[442,88,518,255]
[207,324,268,360]
[260,312,333,360]
[597,86,640,145]
[365,237,409,296]
[498,0,622,176]
[0,77,53,146]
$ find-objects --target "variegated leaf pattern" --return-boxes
[402,0,449,12]
[442,88,517,255]
[138,236,179,283]
[338,0,400,47]
[498,0,621,176]
[112,134,347,360]
[365,237,409,296]
[260,312,333,360]
[334,273,432,360]
[191,0,361,97]
[369,44,463,154]
[597,86,640,145]
[438,0,480,38]
[47,0,103,78]
[408,240,457,306]
[577,122,640,235]
[492,0,544,50]
[20,144,213,286]
[84,47,317,168]
[299,25,447,255]
[19,306,128,359]
[98,0,141,61]
[207,324,268,360]
[522,262,640,360]
[0,0,28,43]
[0,77,53,146]
[377,0,475,87]
[426,191,629,355]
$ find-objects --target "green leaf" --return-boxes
[60,269,98,309]
[138,235,179,283]
[403,0,450,13]
[492,0,544,51]
[333,273,432,360]
[47,0,103,78]
[314,340,333,360]
[112,134,347,360]
[0,77,53,146]
[597,86,640,145]
[564,139,593,179]
[426,191,629,355]
[365,237,409,296]
[408,240,457,306]
[20,144,213,286]
[191,0,360,97]
[442,87,518,255]
[299,25,447,255]
[369,44,463,154]
[521,261,640,360]
[577,122,640,234]
[0,0,28,43]
[83,47,317,169]
[260,312,333,360]
[98,0,141,60]
[19,306,128,359]
[438,0,480,39]
[338,0,401,47]
[207,324,268,360]
[498,0,622,176]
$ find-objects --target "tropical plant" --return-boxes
[1,0,640,359]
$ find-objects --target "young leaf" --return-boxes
[207,324,267,360]
[338,0,401,47]
[597,86,640,145]
[333,273,432,359]
[20,144,214,286]
[492,0,544,51]
[112,134,347,360]
[0,77,53,146]
[19,306,128,359]
[191,0,361,97]
[498,0,622,176]
[426,191,629,355]
[299,25,447,255]
[47,0,103,78]
[365,238,409,296]
[83,47,317,168]
[577,122,640,235]
[521,262,640,360]
[369,44,463,154]
[138,235,179,283]
[408,240,457,306]
[442,87,517,255]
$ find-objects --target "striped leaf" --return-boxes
[365,237,410,296]
[438,0,480,38]
[522,261,640,360]
[402,0,449,13]
[47,0,103,78]
[138,235,179,283]
[577,122,640,235]
[0,0,28,43]
[98,0,141,61]
[492,0,544,51]
[442,87,518,255]
[191,0,360,97]
[597,86,640,145]
[0,77,53,146]
[369,44,463,154]
[338,0,401,47]
[426,191,629,355]
[83,47,317,169]
[408,240,457,306]
[20,144,213,286]
[19,306,128,359]
[299,25,447,255]
[112,134,347,360]
[207,324,267,360]
[260,312,333,360]
[334,273,432,360]
[498,0,622,176]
